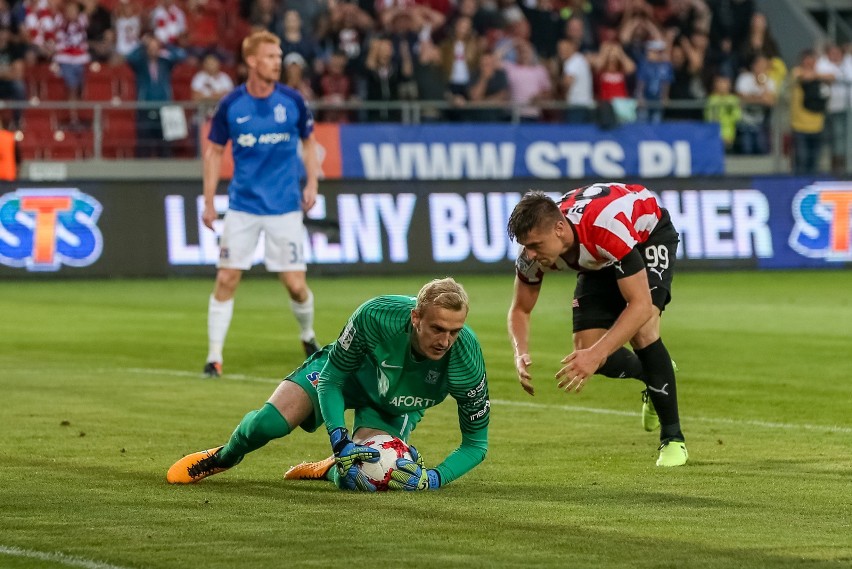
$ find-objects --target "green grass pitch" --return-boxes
[1,271,850,569]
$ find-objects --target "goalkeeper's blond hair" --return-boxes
[415,278,469,315]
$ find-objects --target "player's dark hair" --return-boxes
[507,190,563,242]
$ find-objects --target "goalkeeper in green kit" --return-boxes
[167,277,489,491]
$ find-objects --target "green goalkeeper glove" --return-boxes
[387,444,441,491]
[329,427,380,491]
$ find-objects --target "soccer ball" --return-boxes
[357,434,413,491]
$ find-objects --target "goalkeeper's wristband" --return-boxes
[329,427,351,455]
[426,468,441,489]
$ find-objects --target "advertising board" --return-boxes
[1,177,849,278]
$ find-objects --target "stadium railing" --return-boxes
[2,90,850,175]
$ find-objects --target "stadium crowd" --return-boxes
[1,0,851,165]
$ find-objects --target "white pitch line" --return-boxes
[116,367,852,435]
[495,399,852,434]
[0,546,134,569]
[117,367,282,384]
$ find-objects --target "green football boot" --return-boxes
[641,389,660,432]
[656,439,688,467]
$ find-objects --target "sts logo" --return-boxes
[0,188,104,271]
[789,182,852,262]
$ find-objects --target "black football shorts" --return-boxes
[572,212,679,333]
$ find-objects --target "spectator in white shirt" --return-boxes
[114,0,141,58]
[816,44,852,173]
[558,37,594,123]
[734,54,776,154]
[191,52,233,106]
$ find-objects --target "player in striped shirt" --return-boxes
[167,278,490,490]
[507,184,688,466]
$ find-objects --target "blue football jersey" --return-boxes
[208,84,314,215]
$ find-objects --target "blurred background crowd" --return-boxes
[1,0,850,170]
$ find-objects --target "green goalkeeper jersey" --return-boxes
[317,295,490,485]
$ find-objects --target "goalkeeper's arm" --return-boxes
[431,425,489,487]
[316,357,349,432]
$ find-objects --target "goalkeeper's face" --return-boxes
[410,306,467,360]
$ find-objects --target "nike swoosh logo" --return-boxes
[380,360,402,369]
[236,116,250,124]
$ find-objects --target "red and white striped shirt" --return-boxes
[54,12,90,65]
[24,0,60,49]
[516,183,663,284]
[151,3,186,46]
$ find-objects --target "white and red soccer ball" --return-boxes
[357,434,413,491]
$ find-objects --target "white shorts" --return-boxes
[218,209,307,272]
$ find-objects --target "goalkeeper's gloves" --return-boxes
[329,427,380,492]
[387,444,441,491]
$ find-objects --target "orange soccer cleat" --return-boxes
[283,456,335,481]
[167,446,230,484]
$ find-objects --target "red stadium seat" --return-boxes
[102,109,137,158]
[18,132,44,160]
[22,108,57,135]
[220,19,252,57]
[171,62,198,101]
[24,63,52,100]
[83,64,115,102]
[0,108,14,128]
[220,63,238,83]
[111,63,137,101]
[42,72,69,102]
[74,129,95,159]
[44,130,81,160]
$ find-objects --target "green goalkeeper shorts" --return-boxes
[285,348,423,441]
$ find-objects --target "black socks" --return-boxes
[635,338,683,442]
[596,346,645,381]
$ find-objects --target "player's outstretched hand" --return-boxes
[515,353,535,396]
[556,348,604,393]
[329,427,380,482]
[388,444,440,490]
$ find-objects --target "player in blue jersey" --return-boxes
[201,31,321,378]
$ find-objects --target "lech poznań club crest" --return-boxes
[274,104,287,123]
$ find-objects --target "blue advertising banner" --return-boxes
[338,123,724,180]
[2,176,849,278]
[751,177,852,269]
